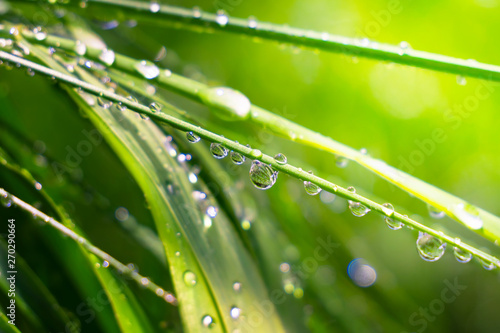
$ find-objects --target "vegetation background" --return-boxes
[0,0,499,332]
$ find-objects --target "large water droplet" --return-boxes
[149,1,160,13]
[206,206,218,218]
[99,48,115,66]
[186,131,200,143]
[230,151,246,165]
[135,60,160,79]
[33,26,47,41]
[149,102,161,113]
[427,205,445,219]
[249,161,278,190]
[347,187,370,217]
[75,40,87,56]
[210,143,228,159]
[248,16,257,29]
[453,247,472,263]
[451,203,483,230]
[215,10,229,26]
[304,173,321,195]
[335,156,348,168]
[230,306,241,319]
[480,259,495,271]
[198,87,251,120]
[381,203,402,230]
[416,232,446,262]
[201,315,214,328]
[274,153,287,164]
[183,271,197,286]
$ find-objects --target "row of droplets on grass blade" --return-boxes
[0,46,498,271]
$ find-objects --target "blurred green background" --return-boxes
[1,0,499,332]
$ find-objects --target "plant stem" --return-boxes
[0,186,177,305]
[1,50,498,269]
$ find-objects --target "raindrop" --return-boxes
[206,206,218,218]
[456,75,467,86]
[249,160,278,190]
[335,156,348,168]
[97,97,111,109]
[198,87,251,120]
[210,143,228,159]
[304,175,322,196]
[186,131,200,143]
[230,307,241,320]
[98,48,115,66]
[149,102,161,113]
[127,95,138,103]
[453,247,472,263]
[230,151,246,165]
[232,282,242,292]
[347,187,370,217]
[248,16,257,29]
[480,259,495,271]
[201,315,214,328]
[416,232,446,262]
[273,153,287,165]
[135,60,160,79]
[149,1,160,13]
[382,203,402,230]
[427,205,445,219]
[33,27,47,41]
[451,203,483,230]
[215,10,229,26]
[183,271,197,286]
[192,6,202,19]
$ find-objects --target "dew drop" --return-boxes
[97,97,112,109]
[249,160,278,190]
[34,182,42,190]
[230,307,241,320]
[451,203,483,230]
[75,40,86,56]
[201,315,214,328]
[149,102,161,113]
[135,60,160,79]
[304,180,321,195]
[198,87,251,120]
[183,271,197,286]
[398,41,411,55]
[210,143,228,159]
[192,6,202,19]
[98,48,115,66]
[1,192,12,208]
[149,1,160,13]
[232,282,241,292]
[230,151,246,165]
[427,205,445,219]
[359,148,368,155]
[33,27,47,41]
[102,260,110,268]
[480,259,495,271]
[215,10,229,26]
[453,247,472,263]
[456,75,467,86]
[416,232,446,262]
[248,16,257,29]
[186,131,200,143]
[273,153,287,164]
[335,156,348,168]
[347,187,370,217]
[206,206,218,218]
[381,203,402,230]
[188,172,198,184]
[250,149,262,158]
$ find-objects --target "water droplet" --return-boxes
[453,247,472,263]
[99,48,115,66]
[335,156,348,168]
[398,41,411,55]
[480,259,495,271]
[274,153,287,164]
[241,220,251,230]
[149,102,161,113]
[135,60,160,79]
[149,1,160,13]
[347,187,370,217]
[183,271,197,286]
[198,87,251,120]
[33,27,47,41]
[416,232,446,262]
[97,97,112,109]
[230,151,246,165]
[248,16,257,29]
[451,203,483,230]
[249,160,277,190]
[102,260,110,268]
[427,205,445,219]
[304,179,321,195]
[215,10,229,26]
[210,143,228,159]
[359,148,368,155]
[232,282,242,292]
[192,6,202,18]
[186,131,200,143]
[75,40,86,56]
[175,251,181,257]
[156,288,165,296]
[347,259,377,287]
[188,172,198,184]
[321,32,330,41]
[230,307,241,319]
[34,182,42,190]
[206,206,218,218]
[1,193,12,207]
[201,315,214,328]
[250,149,262,158]
[456,75,467,86]
[141,277,149,286]
[381,203,402,230]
